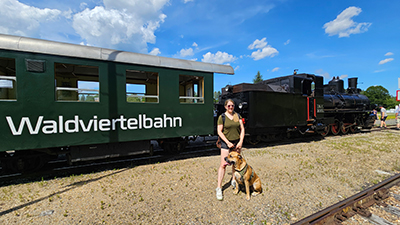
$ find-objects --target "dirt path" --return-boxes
[1,129,400,224]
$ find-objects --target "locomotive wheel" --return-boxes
[340,123,349,134]
[349,126,357,133]
[320,125,330,137]
[331,121,340,136]
[246,136,260,145]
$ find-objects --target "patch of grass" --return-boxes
[392,160,400,171]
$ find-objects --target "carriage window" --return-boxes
[0,57,16,100]
[55,63,99,102]
[126,70,158,103]
[179,75,204,103]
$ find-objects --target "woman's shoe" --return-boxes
[216,187,223,200]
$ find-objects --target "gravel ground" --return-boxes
[1,126,400,225]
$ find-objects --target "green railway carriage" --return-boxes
[0,34,233,171]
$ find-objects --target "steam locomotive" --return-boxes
[322,77,374,135]
[216,73,375,144]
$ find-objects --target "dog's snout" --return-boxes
[224,157,234,165]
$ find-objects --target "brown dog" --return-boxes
[225,151,262,200]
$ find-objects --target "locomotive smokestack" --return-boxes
[348,77,358,89]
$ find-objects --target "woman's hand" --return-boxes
[227,142,234,149]
[235,141,243,151]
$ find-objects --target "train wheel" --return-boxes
[246,136,260,145]
[331,121,340,135]
[349,126,356,133]
[340,123,349,134]
[3,151,47,173]
[66,153,73,166]
[161,138,187,154]
[162,143,174,154]
[320,125,330,137]
[149,144,154,156]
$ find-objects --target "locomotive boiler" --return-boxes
[322,77,375,135]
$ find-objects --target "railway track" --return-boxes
[0,137,220,184]
[1,127,395,184]
[292,173,400,225]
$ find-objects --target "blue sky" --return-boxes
[1,0,399,96]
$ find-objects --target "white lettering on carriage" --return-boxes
[5,114,183,136]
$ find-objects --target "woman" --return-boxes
[215,99,245,200]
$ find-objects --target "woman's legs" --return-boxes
[231,148,240,188]
[217,148,229,188]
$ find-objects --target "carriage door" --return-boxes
[301,79,316,121]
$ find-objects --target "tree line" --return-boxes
[361,86,398,109]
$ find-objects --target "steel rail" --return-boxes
[292,173,400,225]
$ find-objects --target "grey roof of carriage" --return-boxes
[0,34,234,75]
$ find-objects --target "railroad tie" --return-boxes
[361,213,395,225]
[382,205,400,218]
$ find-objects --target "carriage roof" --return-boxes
[0,34,234,75]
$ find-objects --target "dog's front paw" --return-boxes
[233,188,239,195]
[246,195,250,201]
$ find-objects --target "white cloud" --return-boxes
[73,0,169,52]
[248,38,268,50]
[272,67,280,72]
[306,52,335,59]
[284,39,290,45]
[0,0,170,53]
[80,3,88,11]
[385,52,394,56]
[179,48,194,57]
[104,0,168,17]
[184,0,194,3]
[323,6,371,38]
[250,47,278,61]
[149,48,161,55]
[202,51,236,64]
[340,74,348,79]
[248,38,278,60]
[315,69,331,80]
[374,69,386,73]
[0,0,62,37]
[379,58,394,65]
[192,42,198,48]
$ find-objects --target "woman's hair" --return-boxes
[224,99,234,106]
